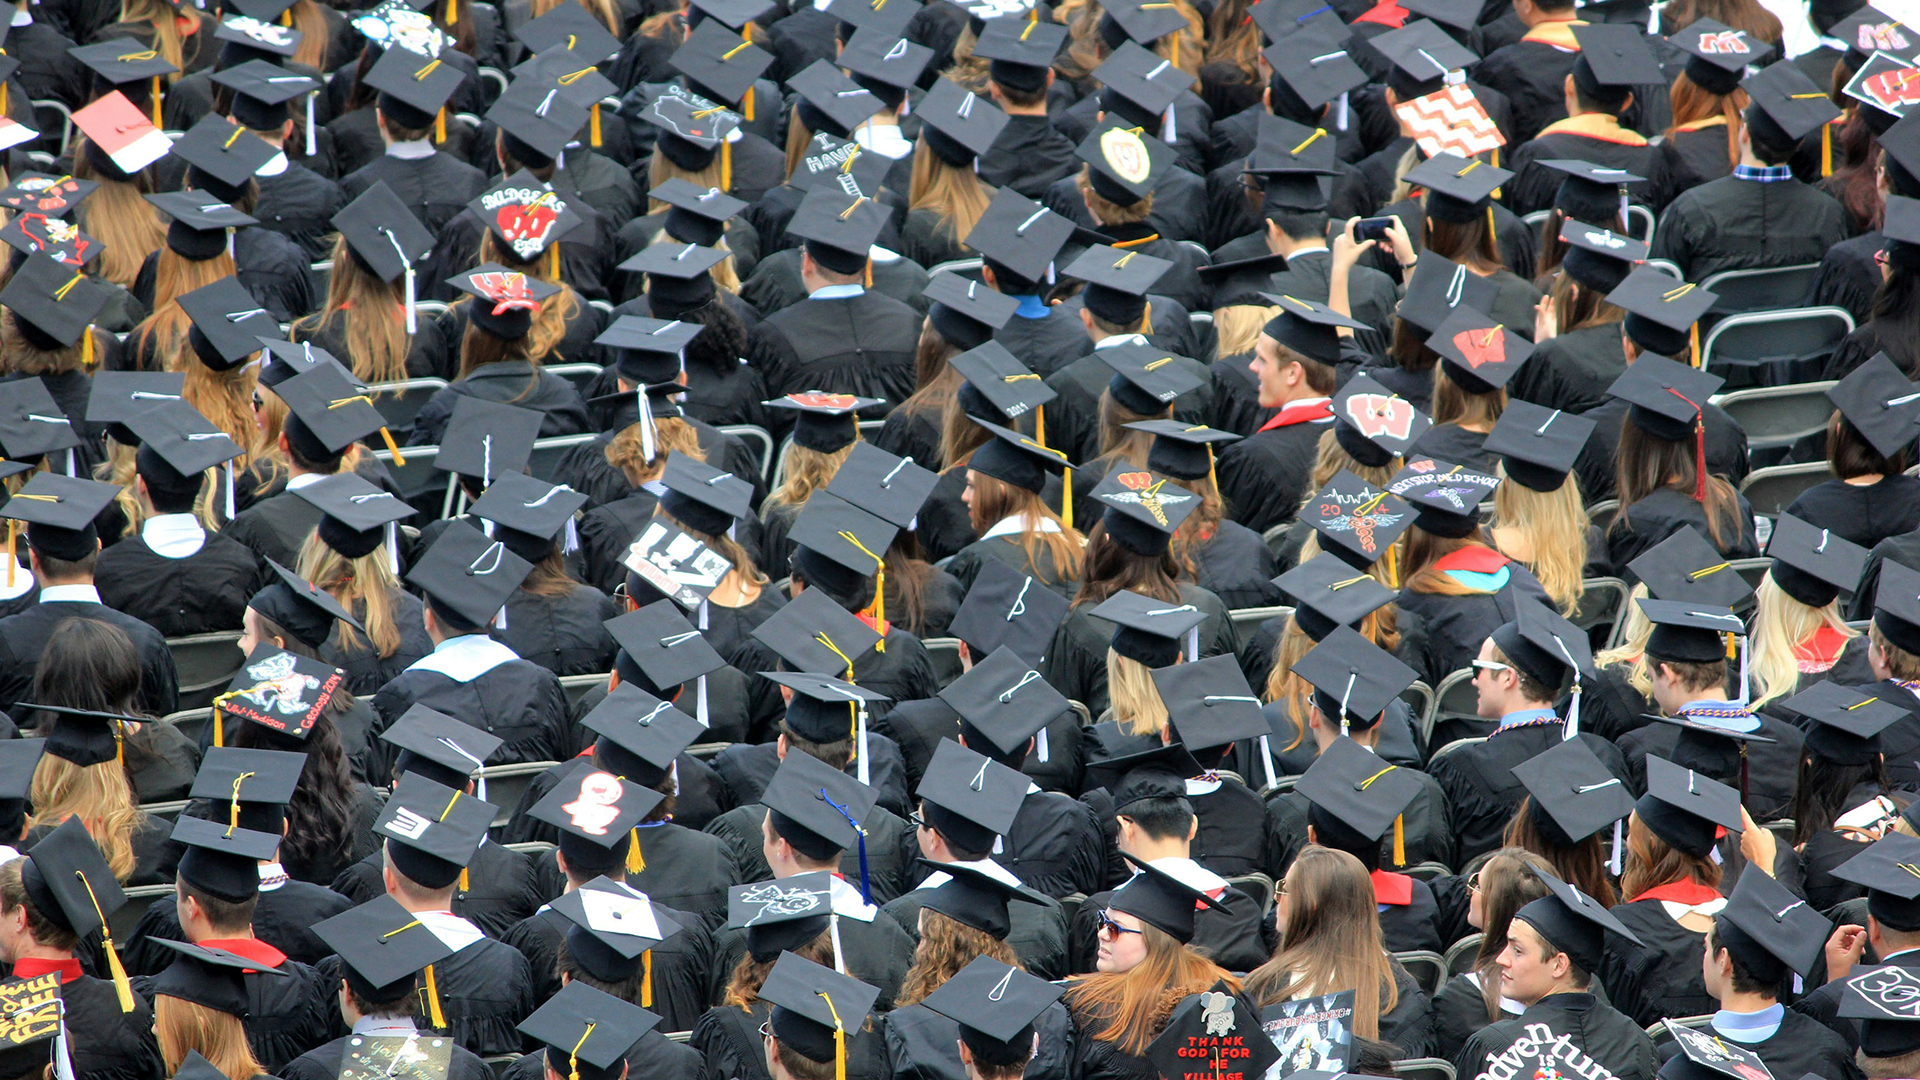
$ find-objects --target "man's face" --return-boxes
[1250,336,1296,408]
[1497,920,1563,1006]
[1471,639,1512,719]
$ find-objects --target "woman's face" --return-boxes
[237,606,265,656]
[1466,868,1485,930]
[1095,909,1149,973]
[962,470,978,513]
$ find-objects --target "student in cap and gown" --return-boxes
[1411,308,1534,475]
[331,708,540,941]
[1131,424,1281,606]
[765,393,885,574]
[883,888,1076,1080]
[1503,26,1674,214]
[707,754,917,1006]
[1831,562,1920,790]
[1507,219,1642,414]
[369,523,573,767]
[1654,21,1759,192]
[90,401,263,638]
[1651,61,1850,281]
[503,769,714,1031]
[406,267,591,445]
[0,256,121,475]
[938,418,1080,598]
[1784,345,1920,551]
[168,115,318,326]
[966,191,1103,382]
[509,928,704,1080]
[336,46,488,237]
[280,896,492,1080]
[882,745,1070,979]
[1049,119,1207,314]
[0,472,179,717]
[1433,599,1629,865]
[1048,585,1236,742]
[291,182,450,381]
[0,817,166,1080]
[212,63,345,264]
[464,473,619,677]
[1457,870,1659,1080]
[137,934,317,1077]
[971,19,1079,199]
[1796,832,1920,1044]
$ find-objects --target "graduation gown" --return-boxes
[704,799,914,906]
[130,943,335,1073]
[1835,679,1920,791]
[1649,174,1850,283]
[1661,120,1738,192]
[1043,583,1239,719]
[1783,475,1920,552]
[370,636,573,768]
[886,1000,1077,1080]
[1602,889,1723,1027]
[693,999,892,1080]
[222,489,327,573]
[495,583,622,676]
[995,302,1104,380]
[502,900,713,1030]
[122,879,352,975]
[497,1036,702,1080]
[1675,1009,1861,1080]
[406,360,594,445]
[1431,720,1630,866]
[536,806,738,918]
[1434,972,1520,1063]
[330,840,539,940]
[880,870,1070,979]
[1504,114,1672,214]
[1457,992,1658,1080]
[338,149,490,237]
[280,1032,494,1080]
[317,922,533,1055]
[1604,489,1762,576]
[0,594,178,717]
[1615,712,1804,823]
[945,530,1080,601]
[1473,22,1589,145]
[1043,158,1209,246]
[750,291,922,439]
[1213,409,1329,534]
[872,693,1088,799]
[41,974,165,1080]
[1573,397,1750,503]
[1269,767,1458,874]
[978,114,1079,200]
[254,160,348,263]
[1396,557,1555,689]
[92,525,266,638]
[1039,341,1216,466]
[320,588,435,699]
[1413,423,1498,475]
[1507,321,1627,414]
[1810,231,1884,323]
[708,879,917,1007]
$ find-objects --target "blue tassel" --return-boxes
[818,790,872,905]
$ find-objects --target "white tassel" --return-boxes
[563,516,578,553]
[639,390,656,462]
[1609,818,1623,876]
[494,604,507,630]
[64,449,73,477]
[1336,92,1349,131]
[305,92,316,157]
[404,267,417,335]
[224,460,235,521]
[696,600,710,727]
[1035,727,1048,762]
[1162,104,1176,144]
[1259,734,1278,789]
[1186,626,1198,662]
[830,913,846,973]
[856,703,870,785]
[1734,634,1751,707]
[386,522,399,574]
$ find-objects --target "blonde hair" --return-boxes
[1431,362,1505,428]
[118,0,189,79]
[295,530,403,657]
[766,441,856,512]
[649,225,740,292]
[179,362,261,469]
[1106,649,1168,736]
[908,139,994,247]
[137,249,240,371]
[28,756,143,882]
[294,234,413,385]
[1490,464,1590,616]
[1747,572,1859,708]
[650,147,729,204]
[525,0,619,35]
[1595,582,1654,697]
[605,412,703,485]
[74,151,166,289]
[155,995,264,1080]
[1214,304,1278,359]
[1263,616,1314,743]
[1246,847,1399,1038]
[475,233,582,363]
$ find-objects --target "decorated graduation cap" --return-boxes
[946,559,1070,667]
[0,213,99,271]
[638,93,737,173]
[601,599,726,703]
[762,748,880,900]
[1397,250,1499,334]
[0,251,108,354]
[1512,739,1633,849]
[1405,151,1510,228]
[1294,623,1418,735]
[916,739,1028,853]
[1329,373,1429,468]
[551,876,686,990]
[22,817,135,1010]
[147,938,286,1017]
[1766,512,1868,608]
[520,980,660,1080]
[788,188,886,276]
[937,642,1068,759]
[1076,117,1172,207]
[1837,966,1920,1057]
[1558,220,1647,295]
[292,471,412,566]
[0,473,114,570]
[212,637,346,749]
[1669,18,1764,97]
[951,342,1055,431]
[1512,867,1643,974]
[0,174,97,218]
[406,519,533,630]
[375,771,494,891]
[1637,754,1743,857]
[1484,399,1595,493]
[311,894,457,1005]
[821,441,939,530]
[434,395,544,486]
[972,15,1067,93]
[1427,306,1532,395]
[920,956,1062,1068]
[528,764,661,877]
[467,171,582,266]
[71,90,170,179]
[1386,458,1499,538]
[1063,243,1170,328]
[1874,561,1920,655]
[1109,854,1226,943]
[1089,588,1207,667]
[1260,292,1367,365]
[1148,992,1283,1080]
[1089,467,1198,555]
[1743,59,1841,152]
[728,873,833,960]
[448,265,561,341]
[176,275,278,371]
[965,187,1075,285]
[381,703,501,795]
[0,971,61,1080]
[1784,680,1906,766]
[1275,551,1395,642]
[926,272,1019,352]
[762,952,881,1075]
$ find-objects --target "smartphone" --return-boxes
[1353,216,1395,242]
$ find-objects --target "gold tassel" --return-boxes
[435,108,446,144]
[817,993,846,1080]
[150,78,161,129]
[641,950,653,1007]
[7,520,16,588]
[1385,544,1398,589]
[380,427,406,464]
[1061,467,1072,530]
[743,86,754,121]
[280,8,291,24]
[446,0,457,25]
[567,1024,594,1080]
[1206,445,1217,493]
[1392,814,1405,866]
[627,827,644,874]
[590,103,602,147]
[721,141,731,194]
[1690,323,1701,367]
[1486,206,1496,245]
[76,873,134,1012]
[548,245,560,281]
[212,708,222,748]
[458,867,469,892]
[1822,122,1833,178]
[81,326,93,371]
[864,260,872,288]
[1035,404,1045,448]
[1,82,10,119]
[423,963,446,1028]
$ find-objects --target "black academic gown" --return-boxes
[1649,173,1851,282]
[121,881,352,976]
[1507,321,1627,414]
[1413,423,1498,475]
[406,359,594,445]
[1573,397,1750,503]
[751,291,922,438]
[1043,584,1239,719]
[1616,712,1804,823]
[704,799,915,905]
[222,489,326,573]
[1214,412,1328,534]
[1473,26,1588,145]
[502,899,713,1030]
[1504,117,1672,214]
[978,114,1079,199]
[497,1034,702,1080]
[886,1000,1076,1080]
[329,840,540,940]
[369,642,573,767]
[92,527,266,638]
[338,150,490,237]
[1431,719,1630,865]
[693,999,891,1080]
[996,302,1104,379]
[0,595,178,717]
[320,589,435,699]
[880,873,1070,979]
[1604,489,1762,576]
[1602,895,1724,1027]
[131,948,335,1072]
[254,161,347,263]
[707,889,917,1008]
[729,628,940,749]
[50,975,165,1080]
[1457,993,1658,1080]
[1784,476,1920,552]
[1396,559,1555,689]
[280,1032,494,1080]
[1268,767,1458,874]
[494,583,622,676]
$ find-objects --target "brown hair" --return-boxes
[117,0,191,80]
[286,0,329,69]
[1401,527,1494,597]
[1423,212,1503,274]
[1472,849,1554,1020]
[1063,925,1237,1056]
[897,909,1020,1007]
[295,234,413,386]
[0,859,76,951]
[181,362,262,469]
[524,0,620,35]
[1612,418,1744,549]
[909,140,995,245]
[723,926,838,1009]
[767,441,856,513]
[1076,166,1153,226]
[137,249,239,370]
[1431,362,1506,429]
[74,151,166,289]
[964,470,1084,582]
[475,232,583,363]
[155,996,264,1080]
[1246,847,1398,1038]
[1664,73,1747,170]
[1619,810,1722,901]
[901,320,964,434]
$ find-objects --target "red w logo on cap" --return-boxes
[472,271,539,315]
[1345,394,1414,441]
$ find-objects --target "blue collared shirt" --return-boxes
[1732,164,1793,183]
[1711,1003,1784,1043]
[810,283,866,300]
[1497,707,1560,730]
[1009,294,1051,319]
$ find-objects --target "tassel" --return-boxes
[279,7,290,24]
[212,708,222,748]
[590,103,601,147]
[863,260,872,288]
[1206,445,1217,493]
[815,993,847,1080]
[81,327,92,370]
[379,426,406,465]
[721,141,731,193]
[435,108,446,144]
[404,267,417,335]
[743,86,754,121]
[446,0,456,24]
[1610,818,1623,875]
[7,520,16,588]
[548,245,560,281]
[150,78,161,128]
[627,828,644,873]
[1822,122,1832,177]
[1486,205,1496,246]
[641,949,652,1006]
[1035,404,1045,448]
[1061,467,1072,530]
[567,1024,593,1080]
[75,874,133,1012]
[458,867,469,892]
[423,964,446,1029]
[1691,322,1701,367]
[856,702,870,784]
[1392,813,1404,866]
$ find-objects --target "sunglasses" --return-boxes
[1470,660,1510,675]
[1095,910,1144,939]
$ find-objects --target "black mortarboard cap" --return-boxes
[1744,59,1842,144]
[189,747,302,837]
[972,16,1066,92]
[919,859,1048,939]
[1108,854,1225,943]
[788,187,887,271]
[27,703,132,768]
[434,396,543,484]
[966,188,1074,283]
[312,895,456,1000]
[1784,680,1906,766]
[0,252,107,347]
[1491,598,1594,691]
[579,679,704,783]
[1,474,111,559]
[618,240,730,284]
[521,981,661,1080]
[380,703,501,785]
[1628,525,1757,608]
[1101,340,1202,415]
[70,38,177,85]
[821,441,939,528]
[1513,868,1642,974]
[405,520,533,629]
[1397,250,1499,333]
[1404,151,1509,222]
[1064,244,1170,324]
[650,177,748,245]
[1603,351,1724,439]
[1830,350,1920,459]
[1833,834,1920,931]
[1263,37,1366,110]
[1089,588,1207,666]
[172,114,276,190]
[21,816,123,938]
[1373,19,1476,87]
[1483,399,1594,492]
[1427,306,1533,394]
[362,44,465,125]
[916,77,1007,164]
[469,471,588,553]
[670,19,771,104]
[1260,292,1368,365]
[484,79,589,166]
[1096,40,1193,119]
[916,740,1028,852]
[1294,623,1419,731]
[968,417,1072,494]
[788,490,896,598]
[127,398,243,478]
[1637,754,1742,857]
[290,472,412,559]
[790,59,885,137]
[762,748,878,858]
[1130,420,1238,482]
[375,772,494,887]
[1512,739,1632,844]
[1571,23,1663,88]
[638,93,738,158]
[763,953,881,1064]
[920,956,1062,1058]
[147,938,285,1017]
[603,599,726,697]
[1102,0,1187,42]
[926,272,1019,352]
[659,451,752,536]
[946,558,1070,665]
[171,814,281,903]
[1875,561,1920,655]
[276,363,386,457]
[176,275,277,371]
[210,59,317,129]
[0,739,42,806]
[513,2,620,60]
[1275,552,1395,640]
[1153,654,1266,753]
[937,643,1068,754]
[751,585,883,678]
[1636,597,1747,663]
[1767,512,1868,608]
[839,26,934,98]
[1297,733,1423,851]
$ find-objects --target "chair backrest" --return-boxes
[1645,1015,1715,1041]
[1698,263,1821,315]
[1394,950,1447,995]
[167,632,246,711]
[1626,204,1655,244]
[1443,932,1485,976]
[1261,522,1292,557]
[478,761,563,829]
[1574,577,1630,651]
[114,883,175,941]
[1587,499,1620,533]
[1644,258,1683,279]
[922,637,966,688]
[1392,1058,1457,1080]
[1700,309,1853,389]
[365,378,450,433]
[30,99,73,156]
[1427,668,1491,751]
[1738,461,1834,517]
[1521,209,1551,232]
[558,672,609,711]
[544,363,604,396]
[687,742,732,760]
[716,424,776,482]
[1230,606,1292,641]
[160,708,213,748]
[527,434,600,483]
[1225,872,1276,915]
[1711,380,1839,467]
[1429,735,1488,765]
[369,444,455,520]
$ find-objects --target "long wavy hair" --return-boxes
[296,531,403,657]
[1747,572,1858,708]
[1108,649,1169,735]
[475,232,583,363]
[1167,471,1226,581]
[137,250,239,370]
[1490,464,1589,616]
[1595,582,1655,699]
[26,619,155,882]
[1620,810,1722,901]
[72,155,165,290]
[908,139,993,247]
[155,996,263,1080]
[898,909,1020,1007]
[1245,847,1398,1038]
[1664,73,1746,172]
[1264,608,1401,750]
[1063,922,1236,1056]
[294,235,413,385]
[965,471,1083,582]
[723,927,837,1009]
[181,362,261,468]
[1502,796,1619,907]
[1431,362,1505,429]
[1213,304,1279,359]
[118,0,192,79]
[1868,238,1920,375]
[604,407,703,485]
[230,614,360,874]
[1612,420,1744,550]
[766,441,856,513]
[1472,849,1554,1020]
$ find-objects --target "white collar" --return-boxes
[853,121,913,159]
[914,858,1022,892]
[1144,856,1227,893]
[980,513,1062,541]
[1286,245,1329,260]
[405,634,520,683]
[285,471,328,491]
[257,862,289,892]
[1094,333,1148,350]
[351,1017,418,1037]
[412,908,486,951]
[810,283,865,300]
[37,584,99,605]
[385,138,437,160]
[0,563,34,602]
[1462,972,1526,1014]
[141,513,206,558]
[9,10,29,26]
[0,845,18,864]
[256,152,290,178]
[826,875,879,921]
[1185,776,1222,796]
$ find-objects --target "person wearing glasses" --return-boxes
[1430,848,1554,1061]
[1063,857,1246,1080]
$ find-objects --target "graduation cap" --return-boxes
[551,877,686,985]
[1090,467,1198,555]
[1121,421,1236,490]
[727,873,833,959]
[189,747,302,835]
[762,748,879,891]
[1512,867,1643,974]
[670,19,771,106]
[1090,587,1207,666]
[1624,527,1754,612]
[176,275,278,371]
[1248,0,1345,45]
[1083,741,1198,812]
[1100,342,1201,417]
[0,473,112,564]
[254,338,351,391]
[379,703,501,794]
[1064,244,1169,326]
[290,471,411,562]
[1101,0,1186,44]
[1558,219,1646,296]
[650,177,747,250]
[0,174,96,217]
[1153,654,1266,755]
[1832,833,1920,932]
[972,16,1067,92]
[528,764,662,875]
[1637,754,1742,857]
[1782,679,1905,767]
[821,441,939,529]
[485,76,590,166]
[349,0,451,57]
[128,396,241,505]
[1670,18,1765,96]
[919,956,1063,1065]
[362,44,466,130]
[1427,306,1532,394]
[1372,19,1476,95]
[1874,560,1920,656]
[1482,399,1594,493]
[1147,992,1282,1080]
[1274,552,1396,641]
[789,59,884,138]
[1491,598,1595,708]
[638,93,738,169]
[908,77,1004,167]
[1385,458,1498,538]
[0,252,107,349]
[215,634,344,748]
[211,58,319,131]
[579,677,706,785]
[1108,854,1226,943]
[1095,40,1193,120]
[1830,5,1911,68]
[275,363,390,464]
[602,596,727,701]
[618,240,731,291]
[1542,158,1641,226]
[172,113,276,197]
[1744,59,1842,147]
[1075,117,1172,207]
[916,739,1028,852]
[1244,122,1339,216]
[71,91,170,177]
[1397,250,1500,333]
[21,817,135,1008]
[969,417,1072,496]
[1404,152,1510,224]
[1602,350,1724,441]
[1262,35,1366,112]
[787,188,887,274]
[146,938,286,1018]
[937,642,1068,757]
[753,566,883,679]
[1511,739,1632,846]
[312,895,457,1003]
[1260,292,1367,365]
[406,519,533,629]
[520,981,661,1080]
[447,265,561,341]
[69,38,176,92]
[468,472,587,563]
[824,0,918,36]
[1569,23,1663,101]
[1328,373,1429,469]
[1636,597,1748,666]
[86,371,182,445]
[1829,350,1920,460]
[1766,512,1868,609]
[513,1,620,60]
[0,737,42,809]
[926,272,1019,352]
[513,43,618,108]
[1293,623,1419,734]
[375,771,494,889]
[1297,734,1423,869]
[0,212,100,270]
[787,490,896,606]
[945,558,1070,666]
[839,27,933,104]
[1838,967,1920,1057]
[433,396,544,485]
[762,952,881,1070]
[0,971,61,1080]
[468,171,582,263]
